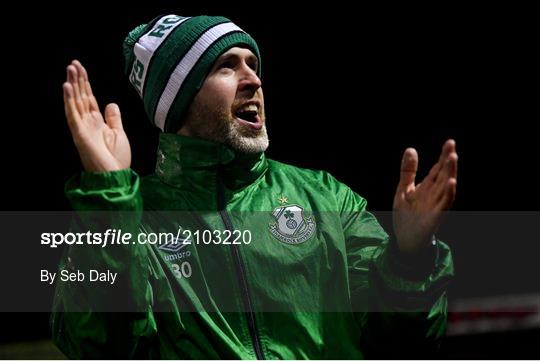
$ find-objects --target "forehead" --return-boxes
[218,47,257,60]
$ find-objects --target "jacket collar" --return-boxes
[155,133,268,193]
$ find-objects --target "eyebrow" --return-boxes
[216,52,258,65]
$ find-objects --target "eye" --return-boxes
[218,61,234,69]
[248,61,258,72]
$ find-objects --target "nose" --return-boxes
[238,64,262,92]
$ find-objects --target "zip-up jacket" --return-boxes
[52,133,453,359]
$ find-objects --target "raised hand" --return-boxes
[393,139,458,254]
[63,60,131,172]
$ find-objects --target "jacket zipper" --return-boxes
[216,170,265,360]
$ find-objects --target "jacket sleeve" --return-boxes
[336,181,454,358]
[51,169,157,359]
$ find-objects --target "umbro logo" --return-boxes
[158,237,191,253]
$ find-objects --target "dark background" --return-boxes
[0,1,538,359]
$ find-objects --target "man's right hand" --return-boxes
[64,60,131,172]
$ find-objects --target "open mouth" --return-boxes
[235,108,258,123]
[234,103,263,130]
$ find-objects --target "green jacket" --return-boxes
[52,133,453,359]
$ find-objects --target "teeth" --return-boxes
[237,104,258,114]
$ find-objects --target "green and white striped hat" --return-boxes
[123,15,261,133]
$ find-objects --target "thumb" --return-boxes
[398,148,418,192]
[104,103,123,130]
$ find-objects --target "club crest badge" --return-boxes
[269,204,316,244]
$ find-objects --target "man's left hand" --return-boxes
[393,139,458,254]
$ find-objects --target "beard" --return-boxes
[183,99,269,154]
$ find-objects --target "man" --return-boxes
[52,14,458,359]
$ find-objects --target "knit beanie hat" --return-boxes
[123,15,261,133]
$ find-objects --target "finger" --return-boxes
[72,60,90,113]
[447,151,458,179]
[436,178,457,211]
[397,148,418,194]
[104,103,123,130]
[86,81,99,112]
[72,60,99,111]
[63,82,73,118]
[67,64,78,96]
[67,64,85,115]
[63,82,81,128]
[434,152,458,201]
[428,139,456,183]
[72,60,87,82]
[85,78,99,112]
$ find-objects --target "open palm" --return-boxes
[63,60,131,172]
[393,140,458,253]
